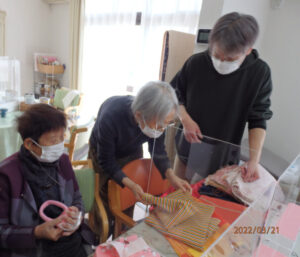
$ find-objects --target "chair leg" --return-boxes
[88,211,96,233]
[114,218,122,239]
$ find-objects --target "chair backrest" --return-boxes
[53,87,81,110]
[108,159,169,212]
[72,159,109,243]
[159,30,196,83]
[65,118,95,161]
[73,167,95,213]
[73,118,95,154]
[159,30,196,167]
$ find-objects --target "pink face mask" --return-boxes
[39,200,82,231]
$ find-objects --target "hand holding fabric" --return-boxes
[61,206,82,237]
[166,169,192,194]
[123,177,145,201]
[242,160,260,182]
[130,183,145,201]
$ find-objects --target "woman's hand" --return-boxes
[60,206,82,237]
[130,183,145,201]
[182,116,202,143]
[241,160,260,182]
[122,177,145,201]
[166,169,192,194]
[34,216,64,241]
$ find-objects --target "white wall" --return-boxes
[0,0,52,95]
[259,0,300,162]
[194,0,224,53]
[0,0,70,94]
[221,0,271,51]
[195,0,270,52]
[48,3,70,87]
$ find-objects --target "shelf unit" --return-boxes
[34,63,65,99]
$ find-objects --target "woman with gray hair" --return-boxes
[89,80,192,237]
[171,12,273,183]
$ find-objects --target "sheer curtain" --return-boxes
[81,0,202,116]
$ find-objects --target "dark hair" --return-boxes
[17,103,67,142]
[209,12,259,55]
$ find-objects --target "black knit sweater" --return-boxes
[171,49,273,145]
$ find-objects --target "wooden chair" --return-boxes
[65,118,95,161]
[52,87,83,117]
[108,159,170,238]
[72,159,109,243]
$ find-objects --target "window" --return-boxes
[81,0,202,116]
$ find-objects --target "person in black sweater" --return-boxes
[89,81,192,237]
[171,12,273,182]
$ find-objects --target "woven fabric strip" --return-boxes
[142,190,220,251]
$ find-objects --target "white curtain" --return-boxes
[69,0,85,90]
[81,0,202,116]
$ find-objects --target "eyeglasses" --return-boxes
[156,121,176,132]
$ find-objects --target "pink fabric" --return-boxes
[94,235,160,257]
[252,244,286,257]
[205,164,276,205]
[205,165,241,194]
[276,203,300,240]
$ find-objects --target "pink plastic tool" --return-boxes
[39,200,82,231]
[39,200,68,221]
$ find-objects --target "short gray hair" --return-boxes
[131,81,179,125]
[209,12,259,55]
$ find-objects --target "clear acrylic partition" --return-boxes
[145,125,277,256]
[0,57,21,111]
[250,154,300,257]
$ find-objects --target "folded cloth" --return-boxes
[143,190,220,251]
[166,223,230,257]
[164,196,246,256]
[204,165,239,194]
[205,164,276,205]
[198,184,242,204]
[94,234,160,257]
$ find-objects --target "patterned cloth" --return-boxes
[94,235,160,257]
[142,190,220,251]
[205,164,276,205]
[166,223,230,257]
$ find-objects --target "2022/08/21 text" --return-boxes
[234,226,279,234]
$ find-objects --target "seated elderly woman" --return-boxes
[89,81,192,235]
[0,104,95,257]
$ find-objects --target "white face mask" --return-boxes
[211,56,241,75]
[139,118,164,139]
[30,139,65,163]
